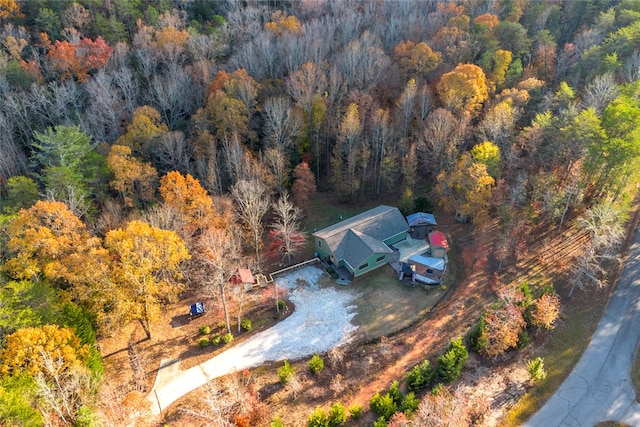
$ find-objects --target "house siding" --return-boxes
[314,237,332,259]
[353,252,389,277]
[383,229,408,247]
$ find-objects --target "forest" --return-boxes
[1,0,640,425]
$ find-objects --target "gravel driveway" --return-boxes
[147,266,358,415]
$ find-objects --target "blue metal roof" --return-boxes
[406,212,437,226]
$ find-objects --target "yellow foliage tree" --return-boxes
[104,220,190,339]
[3,201,98,283]
[490,49,512,89]
[0,0,20,20]
[435,152,495,223]
[154,25,189,53]
[159,171,215,237]
[264,10,302,35]
[115,106,168,154]
[471,141,501,180]
[436,63,489,116]
[0,325,90,377]
[107,144,159,208]
[393,40,442,79]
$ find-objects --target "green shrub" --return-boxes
[199,337,210,348]
[307,407,328,427]
[327,402,347,426]
[405,359,435,392]
[216,321,227,329]
[278,360,295,384]
[414,195,434,212]
[85,347,105,378]
[278,299,286,311]
[210,334,220,345]
[468,314,488,353]
[222,332,233,344]
[517,329,530,348]
[241,319,252,331]
[400,392,419,416]
[431,383,445,396]
[527,357,547,382]
[373,416,388,427]
[0,375,44,426]
[388,380,402,405]
[61,304,97,345]
[75,405,99,427]
[437,337,469,383]
[270,415,285,427]
[199,325,211,335]
[348,404,363,419]
[369,391,397,421]
[308,353,325,375]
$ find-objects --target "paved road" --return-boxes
[524,225,640,427]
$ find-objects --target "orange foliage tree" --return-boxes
[46,36,112,82]
[530,293,561,330]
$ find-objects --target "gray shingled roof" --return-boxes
[313,205,408,268]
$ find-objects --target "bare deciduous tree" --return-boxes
[198,226,242,334]
[270,192,306,263]
[35,351,94,426]
[231,179,270,266]
[582,73,619,113]
[263,96,300,153]
[264,148,289,196]
[569,201,624,297]
[179,381,235,426]
[149,130,193,175]
[418,108,468,178]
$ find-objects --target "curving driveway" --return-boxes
[146,267,358,416]
[524,225,640,426]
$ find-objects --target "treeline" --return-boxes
[1,0,640,425]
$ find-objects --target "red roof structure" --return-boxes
[428,230,449,250]
[229,268,255,286]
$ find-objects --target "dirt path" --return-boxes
[347,228,493,409]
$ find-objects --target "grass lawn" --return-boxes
[302,191,400,233]
[346,266,446,342]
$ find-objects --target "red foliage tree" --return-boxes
[46,36,112,82]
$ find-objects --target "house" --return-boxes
[313,205,409,278]
[428,230,449,258]
[229,268,255,291]
[406,212,437,239]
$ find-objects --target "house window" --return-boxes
[318,241,322,248]
[358,263,369,270]
[376,255,386,263]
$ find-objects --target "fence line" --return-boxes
[255,258,320,286]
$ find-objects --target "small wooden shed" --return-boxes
[406,212,437,239]
[428,231,449,258]
[229,268,255,291]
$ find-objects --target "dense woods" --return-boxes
[1,0,640,425]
